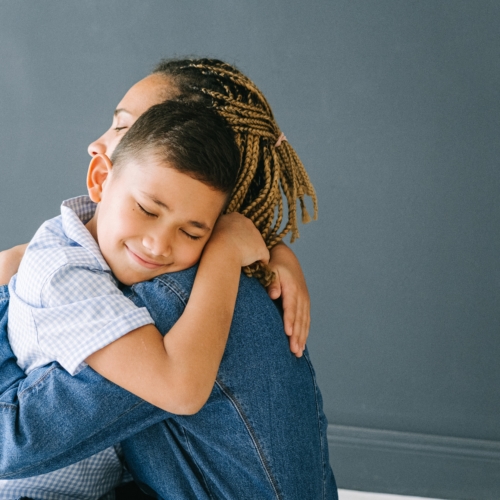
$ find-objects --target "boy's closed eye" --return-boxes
[137,203,203,241]
[137,203,157,218]
[181,230,202,241]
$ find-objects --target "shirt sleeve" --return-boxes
[32,265,154,375]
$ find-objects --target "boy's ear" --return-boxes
[87,154,113,203]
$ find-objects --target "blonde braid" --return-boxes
[154,59,318,286]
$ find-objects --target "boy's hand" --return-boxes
[267,243,310,358]
[0,244,28,285]
[209,213,270,268]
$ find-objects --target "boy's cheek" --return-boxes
[177,246,205,272]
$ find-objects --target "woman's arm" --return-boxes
[0,244,27,285]
[86,213,269,415]
[267,242,310,357]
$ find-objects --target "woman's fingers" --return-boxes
[267,269,282,300]
[285,293,310,357]
[295,300,311,356]
[281,279,311,357]
[282,286,297,338]
[266,243,311,357]
[269,272,311,357]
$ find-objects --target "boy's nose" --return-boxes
[142,235,171,259]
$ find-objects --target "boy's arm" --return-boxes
[0,214,267,477]
[86,213,269,415]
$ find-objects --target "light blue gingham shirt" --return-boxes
[3,195,154,500]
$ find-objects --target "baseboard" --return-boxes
[327,424,500,500]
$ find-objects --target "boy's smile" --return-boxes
[85,153,227,286]
[125,245,169,270]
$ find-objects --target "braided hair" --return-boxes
[152,58,317,285]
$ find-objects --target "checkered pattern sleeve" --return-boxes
[30,264,154,375]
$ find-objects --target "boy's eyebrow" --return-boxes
[142,192,211,231]
[187,220,210,231]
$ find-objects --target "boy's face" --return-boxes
[86,154,227,286]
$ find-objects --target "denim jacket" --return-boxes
[0,268,337,499]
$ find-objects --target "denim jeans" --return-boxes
[0,268,337,499]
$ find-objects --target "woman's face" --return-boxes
[87,73,177,158]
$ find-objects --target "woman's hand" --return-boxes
[267,243,310,358]
[0,244,28,285]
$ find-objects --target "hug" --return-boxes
[0,58,336,499]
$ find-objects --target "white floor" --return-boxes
[339,490,444,500]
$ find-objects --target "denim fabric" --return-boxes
[0,287,169,478]
[0,269,337,499]
[0,287,23,397]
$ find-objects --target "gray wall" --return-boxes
[1,1,499,498]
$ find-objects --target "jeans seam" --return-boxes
[180,425,216,500]
[1,362,60,411]
[303,351,328,500]
[215,379,282,500]
[17,364,58,399]
[130,276,189,308]
[0,403,16,410]
[150,276,189,305]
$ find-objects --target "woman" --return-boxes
[0,58,337,499]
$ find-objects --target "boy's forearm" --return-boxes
[163,212,269,412]
[162,242,241,412]
[85,241,242,416]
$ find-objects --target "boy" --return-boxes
[1,100,268,499]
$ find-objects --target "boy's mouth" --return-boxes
[125,245,166,270]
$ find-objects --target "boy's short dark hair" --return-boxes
[111,100,240,194]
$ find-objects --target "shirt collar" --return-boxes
[60,196,110,271]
